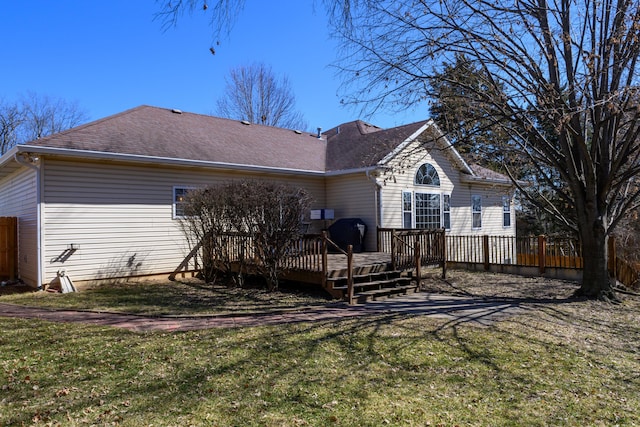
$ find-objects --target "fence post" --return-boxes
[347,244,354,305]
[414,238,422,291]
[608,235,616,280]
[538,235,546,274]
[377,226,381,252]
[390,229,397,271]
[441,230,447,279]
[483,235,490,271]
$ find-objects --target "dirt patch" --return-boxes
[422,269,580,300]
[0,281,34,296]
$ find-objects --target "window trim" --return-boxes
[502,195,511,228]
[173,186,196,219]
[471,195,482,229]
[402,191,413,228]
[414,192,441,229]
[443,194,451,230]
[415,163,441,187]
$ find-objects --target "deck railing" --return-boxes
[377,228,446,270]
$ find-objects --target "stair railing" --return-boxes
[321,231,355,304]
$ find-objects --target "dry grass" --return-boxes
[1,270,639,426]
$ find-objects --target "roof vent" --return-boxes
[294,130,302,135]
[240,120,251,125]
[317,127,322,139]
[171,109,182,114]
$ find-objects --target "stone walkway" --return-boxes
[0,293,525,332]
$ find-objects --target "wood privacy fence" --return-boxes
[0,217,18,281]
[446,234,638,289]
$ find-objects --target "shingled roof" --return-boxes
[26,105,328,173]
[18,105,510,183]
[324,119,430,171]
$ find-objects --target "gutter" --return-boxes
[365,169,383,229]
[17,145,326,177]
[460,174,514,187]
[13,152,44,289]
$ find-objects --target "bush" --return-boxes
[179,181,312,291]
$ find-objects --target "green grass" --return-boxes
[1,275,639,426]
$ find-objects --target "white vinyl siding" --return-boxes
[377,133,515,237]
[0,166,39,286]
[41,159,326,284]
[326,173,377,251]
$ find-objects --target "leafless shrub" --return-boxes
[179,181,312,291]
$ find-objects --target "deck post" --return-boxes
[414,238,422,291]
[321,231,328,288]
[390,229,397,271]
[538,235,546,274]
[347,244,354,305]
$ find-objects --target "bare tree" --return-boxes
[0,99,23,155]
[19,93,89,142]
[0,93,89,155]
[216,63,308,130]
[326,0,640,301]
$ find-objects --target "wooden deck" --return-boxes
[325,252,392,276]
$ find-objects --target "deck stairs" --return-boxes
[326,266,419,304]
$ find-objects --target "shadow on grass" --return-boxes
[1,287,639,427]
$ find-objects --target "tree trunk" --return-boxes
[576,221,616,300]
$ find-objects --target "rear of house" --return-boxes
[0,106,516,288]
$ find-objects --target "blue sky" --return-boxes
[1,1,427,131]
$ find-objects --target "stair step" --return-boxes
[353,284,419,303]
[327,270,405,288]
[332,277,412,291]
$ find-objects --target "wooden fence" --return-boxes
[446,234,638,289]
[0,217,18,281]
[446,235,583,272]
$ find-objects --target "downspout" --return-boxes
[366,168,383,235]
[14,153,43,289]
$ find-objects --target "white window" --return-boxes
[472,195,482,229]
[415,193,441,229]
[173,187,193,219]
[415,163,440,186]
[443,194,451,230]
[402,191,413,228]
[502,196,511,227]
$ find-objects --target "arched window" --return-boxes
[415,163,440,186]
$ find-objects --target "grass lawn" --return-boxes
[1,271,639,426]
[0,279,334,316]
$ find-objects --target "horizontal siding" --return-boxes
[42,159,326,284]
[325,173,377,251]
[378,137,515,237]
[0,166,38,285]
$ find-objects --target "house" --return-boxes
[0,106,515,288]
